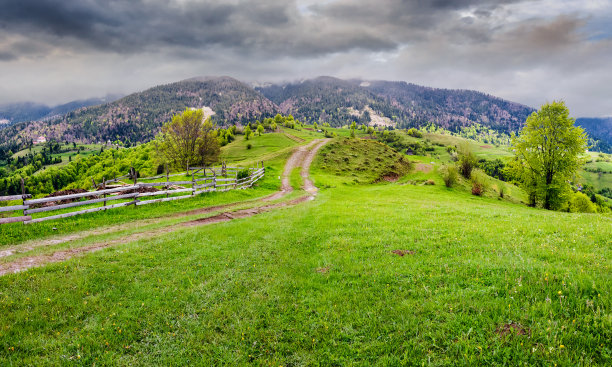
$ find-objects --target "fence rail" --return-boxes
[0,162,265,225]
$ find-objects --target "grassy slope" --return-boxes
[1,128,611,365]
[0,184,609,365]
[0,133,301,246]
[312,138,412,187]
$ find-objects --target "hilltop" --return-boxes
[1,76,611,154]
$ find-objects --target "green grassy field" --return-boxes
[0,182,610,365]
[1,129,611,365]
[10,144,105,166]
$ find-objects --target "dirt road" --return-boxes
[0,139,328,275]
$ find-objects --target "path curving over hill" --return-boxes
[0,139,328,275]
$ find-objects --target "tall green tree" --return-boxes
[509,101,587,210]
[154,109,220,171]
[198,119,221,166]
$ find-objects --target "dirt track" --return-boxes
[0,139,328,276]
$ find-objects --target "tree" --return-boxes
[256,124,264,136]
[244,125,252,140]
[154,109,208,171]
[198,118,221,166]
[509,101,587,210]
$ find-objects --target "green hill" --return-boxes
[0,127,609,365]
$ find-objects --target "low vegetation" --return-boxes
[312,138,412,186]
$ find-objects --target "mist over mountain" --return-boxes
[0,76,610,153]
[0,95,123,126]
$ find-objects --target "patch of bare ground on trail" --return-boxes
[301,140,328,194]
[0,139,328,276]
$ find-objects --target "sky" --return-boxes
[1,0,611,116]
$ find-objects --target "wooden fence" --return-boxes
[0,162,265,225]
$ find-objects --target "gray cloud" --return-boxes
[0,0,611,116]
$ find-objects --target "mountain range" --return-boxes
[0,95,123,126]
[0,76,610,152]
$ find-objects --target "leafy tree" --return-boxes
[198,119,220,166]
[256,124,264,136]
[244,125,252,140]
[153,109,205,171]
[509,101,587,210]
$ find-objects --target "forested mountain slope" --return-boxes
[0,77,278,148]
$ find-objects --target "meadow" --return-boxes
[0,126,610,365]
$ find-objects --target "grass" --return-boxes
[9,144,105,168]
[220,133,298,164]
[312,138,412,187]
[0,183,609,365]
[0,128,611,365]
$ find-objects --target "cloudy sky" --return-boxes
[1,0,611,116]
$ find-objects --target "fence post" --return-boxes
[234,171,238,189]
[165,164,169,199]
[192,171,196,196]
[213,169,217,191]
[21,178,27,221]
[102,177,107,208]
[131,167,138,207]
[91,178,97,190]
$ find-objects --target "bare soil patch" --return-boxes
[496,323,529,337]
[391,250,415,256]
[382,173,399,182]
[316,266,330,274]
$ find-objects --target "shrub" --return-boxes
[499,184,505,198]
[406,128,423,138]
[237,168,250,180]
[246,143,252,150]
[441,165,458,187]
[458,144,478,178]
[569,192,597,213]
[471,170,488,196]
[425,179,435,185]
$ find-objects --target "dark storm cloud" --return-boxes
[0,51,17,61]
[0,0,611,116]
[0,0,527,59]
[0,0,399,58]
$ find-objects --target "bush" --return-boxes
[499,184,505,198]
[471,170,488,196]
[441,165,458,187]
[246,143,252,150]
[406,128,423,138]
[569,192,597,213]
[458,144,478,178]
[237,168,250,180]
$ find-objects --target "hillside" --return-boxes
[256,77,535,134]
[0,126,609,365]
[0,77,278,148]
[2,76,610,154]
[577,117,612,152]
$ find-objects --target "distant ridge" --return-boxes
[0,76,610,153]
